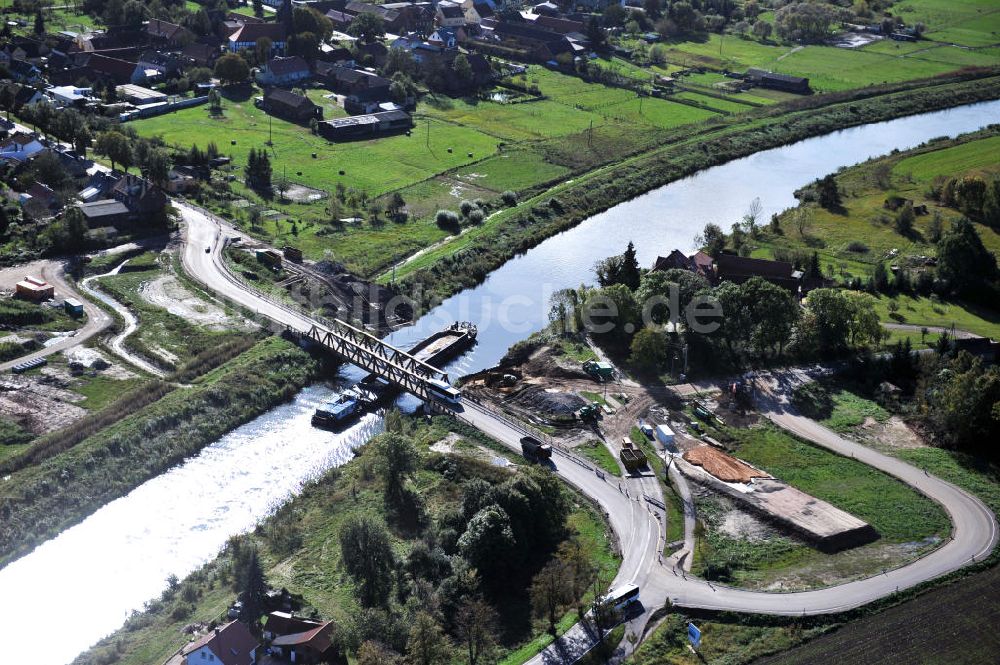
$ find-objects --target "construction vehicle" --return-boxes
[583,360,614,382]
[577,402,602,421]
[619,436,648,473]
[520,436,552,461]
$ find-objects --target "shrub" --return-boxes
[459,200,474,217]
[846,240,869,253]
[468,209,485,224]
[435,210,460,232]
[501,191,517,206]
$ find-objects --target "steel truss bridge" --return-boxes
[305,321,449,402]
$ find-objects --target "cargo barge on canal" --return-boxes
[312,322,477,428]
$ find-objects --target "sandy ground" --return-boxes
[62,346,138,380]
[684,445,770,483]
[138,274,243,330]
[857,415,927,450]
[0,370,87,435]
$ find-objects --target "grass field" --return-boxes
[751,128,1000,337]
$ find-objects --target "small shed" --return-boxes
[64,297,84,316]
[15,276,55,301]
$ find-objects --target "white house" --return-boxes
[0,132,45,163]
[175,621,258,665]
[436,0,468,27]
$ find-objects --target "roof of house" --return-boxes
[182,42,219,63]
[651,249,690,272]
[263,55,309,77]
[474,2,496,18]
[138,50,179,67]
[82,53,138,81]
[9,59,41,76]
[534,15,585,34]
[229,22,288,43]
[263,612,324,637]
[147,19,192,41]
[1,133,40,148]
[78,199,130,218]
[716,253,796,280]
[181,622,258,665]
[325,9,353,24]
[346,1,400,21]
[271,621,335,651]
[264,87,317,110]
[439,3,465,18]
[690,250,713,273]
[746,68,808,85]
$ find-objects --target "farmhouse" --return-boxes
[146,19,195,47]
[270,621,345,665]
[256,56,311,86]
[78,199,131,228]
[257,88,322,123]
[745,68,811,94]
[651,249,714,279]
[714,254,809,292]
[167,621,258,665]
[318,110,413,141]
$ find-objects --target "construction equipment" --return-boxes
[619,436,648,473]
[583,360,614,382]
[577,402,601,421]
[520,436,552,461]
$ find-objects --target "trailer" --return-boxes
[655,424,675,449]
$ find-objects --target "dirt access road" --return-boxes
[0,260,112,372]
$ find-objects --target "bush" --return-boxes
[791,382,834,420]
[468,209,485,224]
[501,191,517,206]
[435,210,461,233]
[460,200,474,217]
[846,240,869,253]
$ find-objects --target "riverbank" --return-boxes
[73,414,619,665]
[392,71,1000,308]
[0,336,317,568]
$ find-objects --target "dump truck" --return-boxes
[521,436,552,461]
[619,436,648,473]
[583,360,615,382]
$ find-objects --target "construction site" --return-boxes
[461,333,880,560]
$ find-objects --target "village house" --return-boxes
[111,173,169,217]
[181,42,220,68]
[714,253,814,292]
[318,64,391,100]
[436,1,468,28]
[492,21,574,61]
[255,56,311,87]
[257,88,322,123]
[269,621,346,665]
[0,133,45,163]
[651,249,714,280]
[228,22,288,54]
[15,275,55,301]
[745,68,811,94]
[77,53,141,86]
[78,199,131,229]
[19,182,59,211]
[146,19,195,47]
[7,59,43,85]
[44,85,96,108]
[136,51,182,82]
[166,621,259,665]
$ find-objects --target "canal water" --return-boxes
[1,99,997,664]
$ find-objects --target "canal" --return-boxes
[2,99,998,665]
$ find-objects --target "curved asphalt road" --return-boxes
[176,202,997,660]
